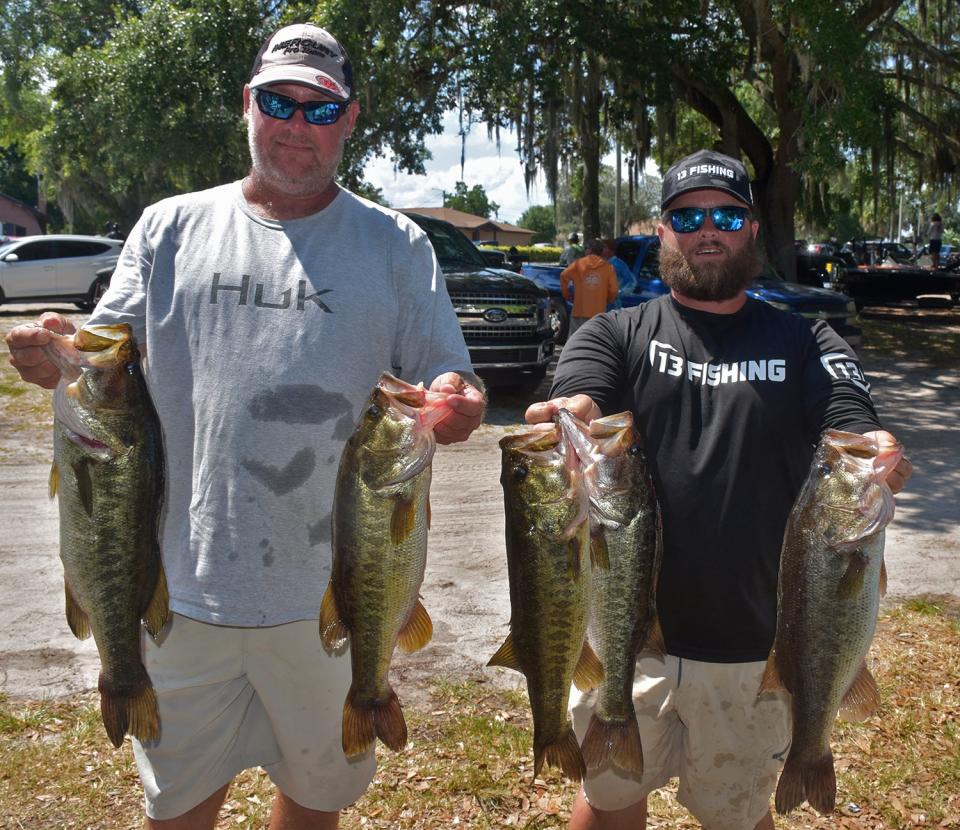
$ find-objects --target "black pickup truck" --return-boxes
[404,213,555,390]
[806,240,960,308]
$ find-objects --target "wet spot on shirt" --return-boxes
[247,384,352,425]
[242,448,316,494]
[327,455,336,465]
[714,752,736,767]
[333,412,355,440]
[263,545,275,567]
[228,550,239,561]
[308,512,332,545]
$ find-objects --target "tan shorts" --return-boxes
[132,614,376,820]
[570,653,791,830]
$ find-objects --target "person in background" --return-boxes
[601,238,633,306]
[507,245,525,271]
[6,22,484,830]
[526,149,911,830]
[560,237,619,336]
[559,231,585,267]
[928,212,944,269]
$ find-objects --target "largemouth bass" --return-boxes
[760,429,902,814]
[320,372,454,758]
[557,409,662,776]
[44,324,167,748]
[489,423,603,782]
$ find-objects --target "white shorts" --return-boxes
[132,614,376,820]
[570,653,791,830]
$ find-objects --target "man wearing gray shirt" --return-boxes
[5,22,485,830]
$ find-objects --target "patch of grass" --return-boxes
[859,313,960,366]
[1,602,957,828]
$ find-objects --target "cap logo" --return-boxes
[271,36,339,60]
[677,164,735,181]
[316,76,340,92]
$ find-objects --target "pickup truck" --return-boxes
[521,235,862,348]
[405,213,555,389]
[822,240,960,308]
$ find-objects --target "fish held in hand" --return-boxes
[489,423,601,782]
[45,324,167,748]
[320,372,454,758]
[760,429,902,815]
[557,409,662,777]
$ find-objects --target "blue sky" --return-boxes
[362,111,553,225]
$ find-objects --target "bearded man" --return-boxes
[524,150,912,830]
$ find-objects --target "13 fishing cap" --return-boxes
[249,23,353,101]
[661,150,753,210]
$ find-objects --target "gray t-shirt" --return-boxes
[90,182,472,626]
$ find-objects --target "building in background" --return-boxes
[399,207,534,247]
[0,192,45,237]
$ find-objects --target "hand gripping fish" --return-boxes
[320,372,454,758]
[44,324,167,748]
[489,421,604,782]
[556,409,663,777]
[760,429,903,814]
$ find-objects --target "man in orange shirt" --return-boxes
[561,238,620,335]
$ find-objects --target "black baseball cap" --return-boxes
[661,150,753,210]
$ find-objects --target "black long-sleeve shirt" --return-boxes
[551,295,881,662]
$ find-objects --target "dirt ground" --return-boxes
[1,303,958,705]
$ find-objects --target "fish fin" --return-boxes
[342,686,407,757]
[879,556,887,597]
[141,565,169,639]
[390,493,417,544]
[642,616,666,658]
[64,581,91,640]
[487,633,523,673]
[758,649,787,695]
[49,462,59,498]
[839,661,880,722]
[397,599,433,653]
[537,726,585,782]
[572,640,605,692]
[837,550,868,599]
[98,671,159,748]
[71,458,95,517]
[342,687,377,758]
[580,713,644,775]
[775,750,836,815]
[566,537,582,580]
[590,529,610,570]
[319,584,350,650]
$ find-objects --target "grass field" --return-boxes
[1,601,957,829]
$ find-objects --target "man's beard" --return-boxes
[659,240,762,302]
[247,117,344,197]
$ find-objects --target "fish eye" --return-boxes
[513,464,528,480]
[366,404,381,418]
[817,463,831,477]
[629,444,641,456]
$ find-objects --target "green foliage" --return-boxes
[516,205,556,243]
[443,181,499,218]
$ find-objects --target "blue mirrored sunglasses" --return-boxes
[669,206,749,233]
[252,88,349,126]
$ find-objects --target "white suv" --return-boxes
[0,234,123,310]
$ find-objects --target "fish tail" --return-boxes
[98,670,159,748]
[342,686,407,757]
[775,750,836,815]
[580,713,644,775]
[536,727,586,782]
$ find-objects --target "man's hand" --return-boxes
[863,429,913,494]
[431,372,486,445]
[4,313,76,389]
[525,394,601,426]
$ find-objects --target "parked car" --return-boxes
[0,234,123,310]
[405,214,555,390]
[522,235,861,347]
[829,239,960,308]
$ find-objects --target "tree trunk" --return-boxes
[579,51,602,241]
[754,162,801,281]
